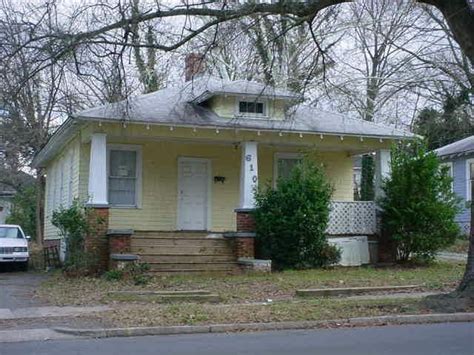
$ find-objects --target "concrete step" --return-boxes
[107,290,221,303]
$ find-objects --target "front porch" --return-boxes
[82,122,391,272]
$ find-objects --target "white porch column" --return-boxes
[88,133,108,206]
[374,149,391,199]
[239,141,258,209]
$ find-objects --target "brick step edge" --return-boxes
[54,312,474,339]
[296,285,422,297]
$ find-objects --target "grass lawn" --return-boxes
[38,261,465,306]
[102,298,429,328]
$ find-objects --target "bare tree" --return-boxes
[1,0,472,298]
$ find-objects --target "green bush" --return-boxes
[104,269,124,281]
[6,185,37,240]
[254,160,340,270]
[380,141,461,262]
[51,200,101,275]
[104,262,151,285]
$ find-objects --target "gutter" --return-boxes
[31,117,83,168]
[75,115,416,141]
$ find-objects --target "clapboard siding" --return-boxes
[44,135,81,240]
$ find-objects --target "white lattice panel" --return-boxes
[327,201,377,235]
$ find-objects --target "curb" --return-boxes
[296,285,421,297]
[54,312,474,338]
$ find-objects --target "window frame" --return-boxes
[466,158,474,201]
[273,152,302,188]
[440,161,454,192]
[106,144,142,208]
[235,98,268,118]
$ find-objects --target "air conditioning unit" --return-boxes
[328,236,370,266]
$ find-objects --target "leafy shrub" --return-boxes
[104,269,124,281]
[380,141,461,262]
[52,200,102,275]
[6,185,37,240]
[104,262,151,285]
[127,262,151,285]
[254,160,340,270]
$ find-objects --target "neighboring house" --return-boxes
[352,156,362,200]
[0,183,15,224]
[435,135,474,235]
[32,58,415,272]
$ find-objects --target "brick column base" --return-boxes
[236,209,256,232]
[233,208,256,259]
[235,237,255,258]
[108,232,132,254]
[85,207,109,273]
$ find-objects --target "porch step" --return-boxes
[130,231,239,275]
[132,246,234,255]
[134,231,211,238]
[139,255,236,263]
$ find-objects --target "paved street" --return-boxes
[1,322,473,355]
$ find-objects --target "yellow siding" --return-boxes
[44,121,391,234]
[108,141,240,231]
[106,141,354,232]
[258,147,354,201]
[44,136,81,240]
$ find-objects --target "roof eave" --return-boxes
[31,117,83,168]
[73,115,415,141]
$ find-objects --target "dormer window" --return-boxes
[238,100,266,116]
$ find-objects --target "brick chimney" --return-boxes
[185,53,205,81]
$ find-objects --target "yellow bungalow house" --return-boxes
[32,73,414,273]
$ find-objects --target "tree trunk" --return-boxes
[456,176,474,296]
[419,0,474,66]
[35,169,45,247]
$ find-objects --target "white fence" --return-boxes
[327,201,377,235]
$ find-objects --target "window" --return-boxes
[274,153,302,186]
[108,147,141,207]
[238,100,265,115]
[467,159,474,201]
[440,162,453,191]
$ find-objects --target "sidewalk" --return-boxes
[0,305,111,320]
[437,252,467,262]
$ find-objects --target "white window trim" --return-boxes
[273,152,302,187]
[235,97,268,118]
[106,144,143,208]
[466,158,474,201]
[440,161,453,192]
[176,157,212,231]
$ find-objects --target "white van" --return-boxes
[0,224,30,270]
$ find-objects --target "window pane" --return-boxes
[277,158,301,181]
[109,178,136,205]
[470,163,474,179]
[109,150,137,206]
[110,150,136,177]
[247,102,255,113]
[239,101,265,114]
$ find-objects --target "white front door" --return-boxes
[177,158,210,230]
